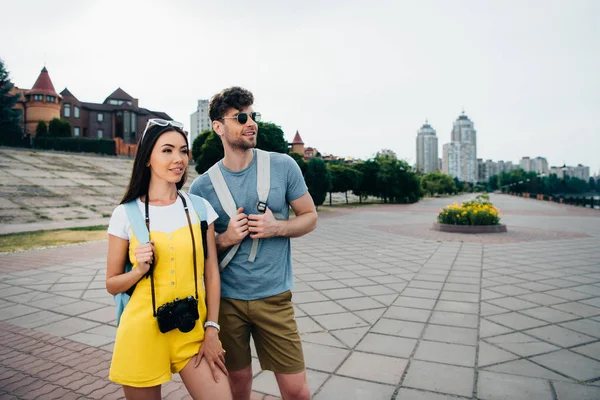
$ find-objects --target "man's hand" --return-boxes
[194,327,227,382]
[223,207,249,247]
[248,207,282,239]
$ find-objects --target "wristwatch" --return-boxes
[204,320,220,332]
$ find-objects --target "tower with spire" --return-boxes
[290,131,305,155]
[12,67,62,135]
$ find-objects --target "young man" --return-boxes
[190,87,317,400]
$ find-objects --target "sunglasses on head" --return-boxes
[141,119,185,141]
[221,112,261,125]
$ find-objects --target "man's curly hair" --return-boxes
[209,87,254,122]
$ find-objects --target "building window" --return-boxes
[97,113,104,122]
[74,106,80,118]
[33,94,43,101]
[98,129,103,138]
[64,104,71,117]
[46,95,56,103]
[74,127,80,137]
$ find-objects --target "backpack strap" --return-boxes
[187,193,209,259]
[248,149,271,262]
[208,162,241,270]
[123,200,149,244]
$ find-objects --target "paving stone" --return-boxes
[356,333,417,358]
[516,292,567,306]
[477,370,553,400]
[392,296,436,310]
[394,388,458,400]
[313,312,369,330]
[403,360,474,397]
[486,312,547,330]
[482,359,569,381]
[353,308,385,324]
[297,301,347,316]
[401,288,440,299]
[320,288,363,300]
[354,285,396,296]
[485,332,560,357]
[531,350,600,381]
[479,319,514,338]
[5,310,69,329]
[429,311,478,328]
[292,291,329,304]
[314,375,395,400]
[524,325,596,347]
[552,381,600,400]
[301,332,346,349]
[519,306,580,323]
[478,342,519,367]
[330,327,369,348]
[335,297,385,311]
[439,291,479,303]
[571,341,600,360]
[423,324,478,345]
[485,297,539,311]
[337,351,407,384]
[295,317,325,334]
[371,319,425,339]
[552,302,600,318]
[302,342,349,372]
[414,340,476,367]
[0,304,39,321]
[559,319,600,338]
[383,306,431,323]
[434,300,479,314]
[34,317,101,337]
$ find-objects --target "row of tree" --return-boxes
[487,169,596,195]
[0,59,25,146]
[192,126,428,207]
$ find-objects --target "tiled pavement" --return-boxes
[1,194,600,399]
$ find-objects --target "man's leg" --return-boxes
[251,291,309,400]
[275,371,310,400]
[219,297,253,400]
[228,366,253,400]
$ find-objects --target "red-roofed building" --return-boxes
[12,67,62,134]
[12,66,172,156]
[290,130,305,155]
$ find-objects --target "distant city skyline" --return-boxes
[2,1,598,173]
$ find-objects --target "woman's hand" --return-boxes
[194,327,227,382]
[134,241,154,275]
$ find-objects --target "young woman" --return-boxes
[106,119,232,400]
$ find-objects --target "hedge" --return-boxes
[34,137,116,156]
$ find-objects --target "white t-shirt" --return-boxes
[108,192,218,240]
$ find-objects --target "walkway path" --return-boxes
[1,194,599,399]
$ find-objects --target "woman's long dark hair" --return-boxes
[120,124,189,204]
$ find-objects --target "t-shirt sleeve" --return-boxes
[107,204,131,240]
[203,198,219,225]
[189,176,204,197]
[284,154,308,202]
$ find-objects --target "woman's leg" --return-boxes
[180,356,232,400]
[122,385,161,400]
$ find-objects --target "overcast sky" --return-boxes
[2,0,599,174]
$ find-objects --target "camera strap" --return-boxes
[145,191,200,318]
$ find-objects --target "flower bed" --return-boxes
[435,195,506,233]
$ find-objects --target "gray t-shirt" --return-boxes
[189,150,307,300]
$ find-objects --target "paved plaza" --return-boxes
[2,160,600,399]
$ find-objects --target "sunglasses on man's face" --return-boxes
[141,118,185,141]
[221,112,261,125]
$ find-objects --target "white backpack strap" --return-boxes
[208,162,240,270]
[249,150,271,262]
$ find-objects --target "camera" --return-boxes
[156,296,199,333]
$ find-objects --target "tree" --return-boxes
[352,160,380,202]
[0,58,23,146]
[36,120,48,137]
[48,118,71,137]
[191,129,212,158]
[305,157,331,209]
[421,172,457,196]
[589,177,597,192]
[328,165,361,204]
[289,152,307,175]
[193,121,288,174]
[376,156,422,203]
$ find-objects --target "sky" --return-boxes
[2,0,599,174]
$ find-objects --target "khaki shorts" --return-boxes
[219,290,305,374]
